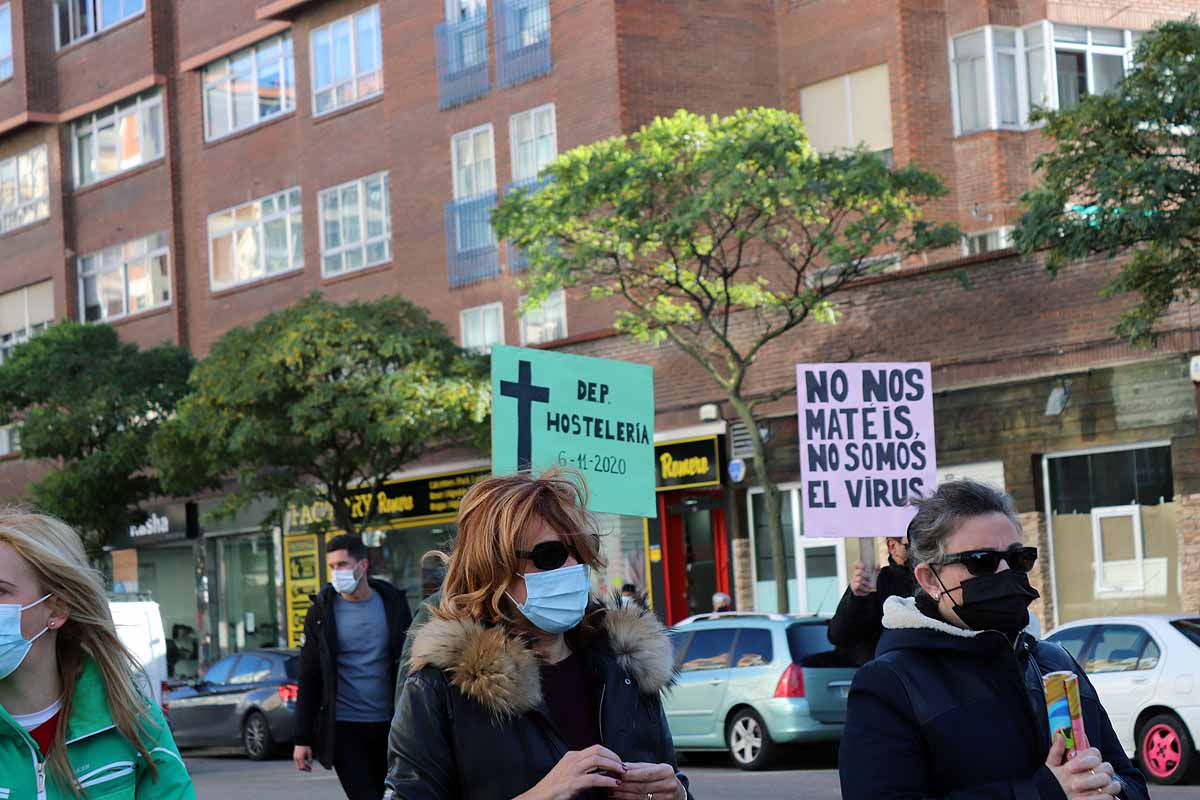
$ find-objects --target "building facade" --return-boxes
[1,0,1198,659]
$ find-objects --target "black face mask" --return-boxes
[936,569,1040,634]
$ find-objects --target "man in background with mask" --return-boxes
[293,534,412,800]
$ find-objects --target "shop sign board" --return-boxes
[110,507,188,549]
[655,436,722,492]
[796,362,937,538]
[284,535,320,647]
[491,345,656,518]
[286,467,491,532]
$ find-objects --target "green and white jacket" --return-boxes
[0,657,195,799]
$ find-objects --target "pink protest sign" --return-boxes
[796,363,937,538]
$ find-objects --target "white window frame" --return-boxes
[1091,504,1145,596]
[446,0,487,21]
[0,145,50,235]
[0,281,54,364]
[202,34,295,142]
[71,89,164,188]
[317,171,392,277]
[518,289,566,345]
[310,5,383,118]
[451,122,496,200]
[54,0,145,50]
[77,232,172,323]
[800,67,894,161]
[746,483,849,614]
[0,3,13,82]
[1049,25,1135,111]
[950,26,1026,135]
[951,22,1137,136]
[459,301,505,354]
[962,226,1013,257]
[207,188,304,291]
[1040,439,1172,628]
[509,103,557,184]
[0,424,18,456]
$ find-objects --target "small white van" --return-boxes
[108,599,168,708]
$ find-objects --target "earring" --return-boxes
[933,593,940,601]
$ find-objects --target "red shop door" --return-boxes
[660,491,729,625]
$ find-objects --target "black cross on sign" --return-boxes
[500,359,551,472]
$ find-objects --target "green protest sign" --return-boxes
[491,345,656,518]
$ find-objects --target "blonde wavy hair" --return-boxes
[433,469,604,626]
[0,510,158,793]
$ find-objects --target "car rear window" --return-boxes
[283,655,299,679]
[1171,619,1200,649]
[786,621,835,664]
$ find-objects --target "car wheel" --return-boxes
[1138,713,1194,785]
[242,710,275,761]
[726,708,775,771]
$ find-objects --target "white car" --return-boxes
[109,598,168,709]
[1045,615,1200,785]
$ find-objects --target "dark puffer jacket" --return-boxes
[293,578,413,768]
[827,559,917,665]
[839,596,1149,800]
[385,603,692,800]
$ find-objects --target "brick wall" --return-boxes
[616,0,781,132]
[1020,510,1053,630]
[1177,495,1200,614]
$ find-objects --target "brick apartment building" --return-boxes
[0,0,1197,669]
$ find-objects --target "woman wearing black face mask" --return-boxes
[839,479,1149,800]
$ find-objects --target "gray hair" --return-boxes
[906,479,1021,571]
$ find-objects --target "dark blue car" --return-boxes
[166,648,299,760]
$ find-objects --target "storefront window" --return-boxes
[749,486,849,614]
[751,491,797,612]
[593,513,647,600]
[374,524,456,615]
[137,544,200,678]
[207,531,280,656]
[1046,444,1179,622]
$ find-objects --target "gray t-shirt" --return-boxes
[333,591,392,722]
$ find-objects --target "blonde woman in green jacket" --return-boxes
[0,510,195,799]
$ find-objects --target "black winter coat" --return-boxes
[839,596,1150,800]
[827,560,917,666]
[294,578,413,767]
[384,603,692,800]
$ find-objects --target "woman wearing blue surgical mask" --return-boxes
[0,509,194,798]
[385,470,690,800]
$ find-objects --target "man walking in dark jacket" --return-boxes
[827,535,917,665]
[293,533,413,800]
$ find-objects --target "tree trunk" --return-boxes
[729,397,789,613]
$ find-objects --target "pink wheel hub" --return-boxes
[1142,724,1182,779]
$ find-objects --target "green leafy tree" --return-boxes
[1014,19,1200,344]
[493,107,956,611]
[152,294,491,537]
[0,323,194,549]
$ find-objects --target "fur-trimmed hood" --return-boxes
[407,603,676,719]
[881,595,981,639]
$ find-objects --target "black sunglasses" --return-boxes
[939,546,1038,576]
[516,540,578,571]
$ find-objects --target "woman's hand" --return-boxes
[608,762,685,800]
[516,744,626,800]
[1045,734,1123,798]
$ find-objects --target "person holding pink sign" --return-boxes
[838,479,1148,800]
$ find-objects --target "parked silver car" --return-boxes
[664,613,856,770]
[167,649,299,760]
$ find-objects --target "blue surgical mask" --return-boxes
[509,564,589,635]
[0,594,52,680]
